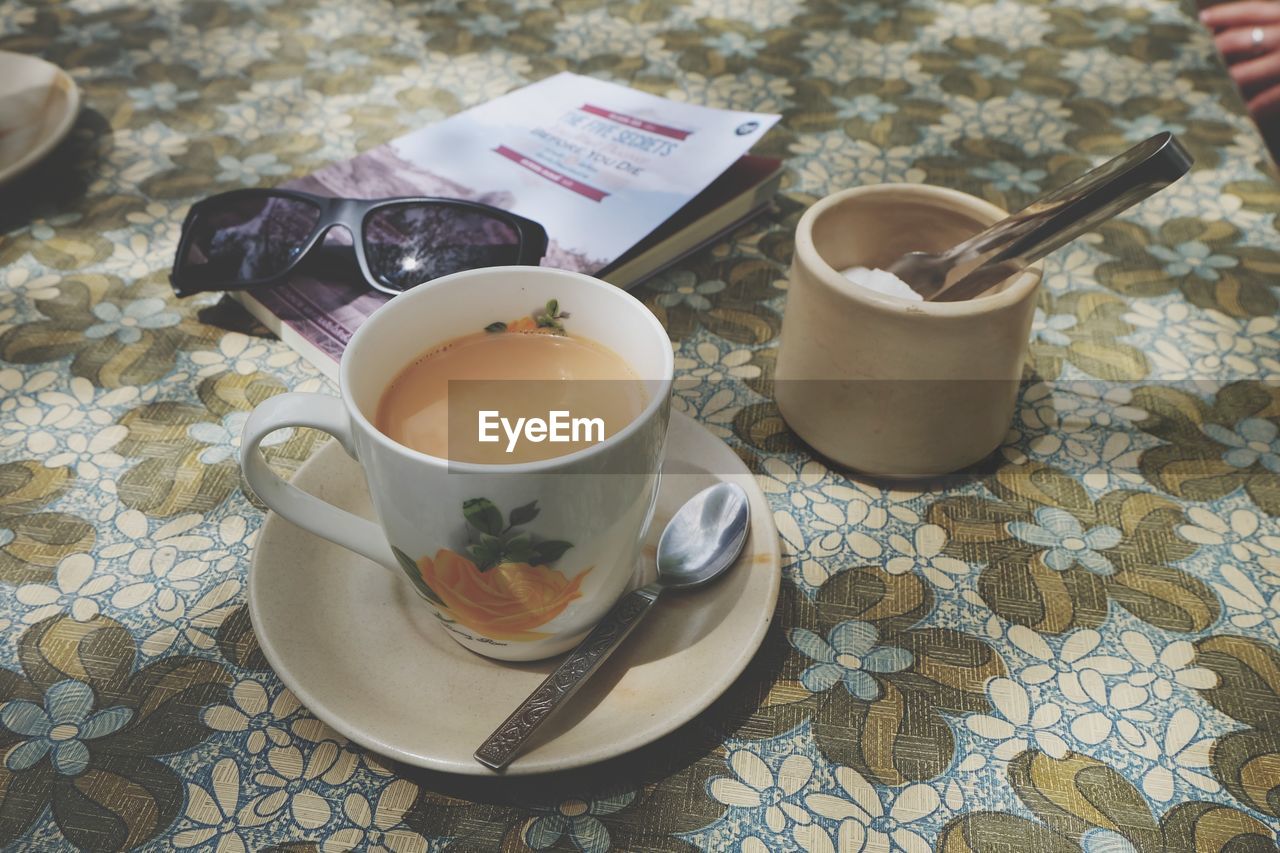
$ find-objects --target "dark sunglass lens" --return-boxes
[179,194,321,286]
[362,203,522,292]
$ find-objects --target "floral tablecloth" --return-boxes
[2,0,1280,850]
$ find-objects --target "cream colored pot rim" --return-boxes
[794,182,1043,318]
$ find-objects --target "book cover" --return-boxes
[234,73,780,375]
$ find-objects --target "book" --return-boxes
[229,72,781,380]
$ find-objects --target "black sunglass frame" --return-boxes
[169,188,550,298]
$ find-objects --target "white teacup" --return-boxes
[241,266,673,661]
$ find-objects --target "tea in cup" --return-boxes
[376,319,647,464]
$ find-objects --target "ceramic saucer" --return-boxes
[0,51,80,185]
[248,411,781,775]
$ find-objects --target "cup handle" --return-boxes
[240,392,397,573]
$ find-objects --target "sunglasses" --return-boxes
[170,189,549,298]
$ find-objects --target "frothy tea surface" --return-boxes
[375,330,646,463]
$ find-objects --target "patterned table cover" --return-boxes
[2,0,1280,850]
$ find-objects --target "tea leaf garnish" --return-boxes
[535,298,570,332]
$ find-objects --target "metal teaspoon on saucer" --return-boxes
[887,132,1194,302]
[474,481,751,771]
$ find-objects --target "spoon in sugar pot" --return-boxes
[887,132,1193,302]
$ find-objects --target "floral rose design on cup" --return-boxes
[392,498,590,642]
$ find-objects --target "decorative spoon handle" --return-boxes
[473,584,662,771]
[930,132,1193,301]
